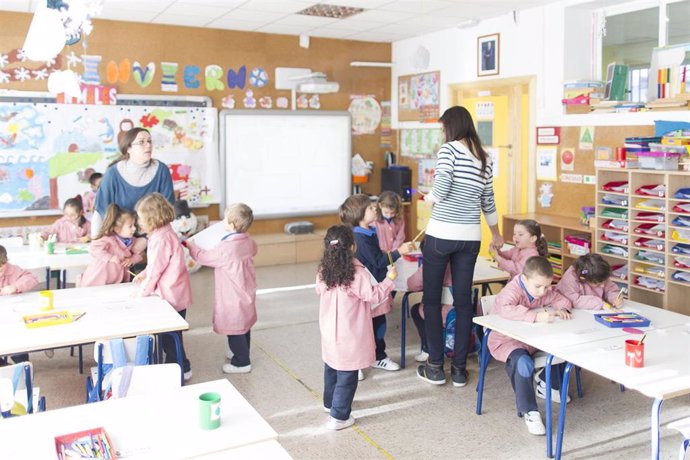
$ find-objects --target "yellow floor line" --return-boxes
[256,343,395,460]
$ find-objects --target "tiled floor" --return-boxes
[25,262,690,459]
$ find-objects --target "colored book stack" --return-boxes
[562,80,604,114]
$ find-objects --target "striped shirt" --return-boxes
[427,140,498,241]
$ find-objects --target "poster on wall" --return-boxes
[560,147,575,171]
[418,158,436,193]
[348,95,382,135]
[0,102,219,214]
[536,146,558,181]
[400,128,443,157]
[398,71,440,123]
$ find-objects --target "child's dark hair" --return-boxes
[89,172,103,186]
[575,253,611,284]
[339,194,371,226]
[64,196,86,227]
[318,225,356,289]
[0,245,7,265]
[378,191,402,221]
[523,256,553,279]
[96,204,136,240]
[517,219,548,257]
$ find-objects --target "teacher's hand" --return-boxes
[490,234,504,252]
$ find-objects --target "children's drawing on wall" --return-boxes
[259,96,273,109]
[398,71,440,122]
[538,183,554,208]
[243,90,256,108]
[579,126,595,150]
[348,95,381,135]
[560,147,575,171]
[297,94,309,109]
[222,95,236,109]
[536,146,557,181]
[400,128,443,157]
[417,158,436,193]
[308,95,320,109]
[276,97,289,109]
[0,103,219,213]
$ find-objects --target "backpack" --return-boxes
[444,308,479,358]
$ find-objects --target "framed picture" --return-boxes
[477,33,500,77]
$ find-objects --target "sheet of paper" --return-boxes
[188,221,226,250]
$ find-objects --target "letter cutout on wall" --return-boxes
[81,55,102,85]
[105,59,131,84]
[132,61,156,88]
[205,65,225,91]
[226,66,246,89]
[161,61,179,92]
[184,65,200,89]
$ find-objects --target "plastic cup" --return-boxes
[39,290,54,311]
[199,392,221,430]
[624,339,644,368]
[45,241,55,255]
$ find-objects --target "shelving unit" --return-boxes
[596,168,690,314]
[502,213,593,281]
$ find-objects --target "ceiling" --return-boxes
[0,0,566,42]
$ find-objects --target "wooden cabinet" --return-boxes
[596,168,690,314]
[502,213,593,282]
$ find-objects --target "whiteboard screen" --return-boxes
[221,110,351,219]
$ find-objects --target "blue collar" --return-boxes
[116,235,132,247]
[221,232,237,241]
[518,275,535,303]
[383,217,394,224]
[353,226,376,237]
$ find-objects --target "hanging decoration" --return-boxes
[0,49,63,83]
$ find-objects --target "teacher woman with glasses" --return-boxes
[91,127,175,237]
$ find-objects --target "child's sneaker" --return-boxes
[536,380,571,404]
[371,357,400,371]
[358,370,364,381]
[524,411,546,435]
[451,365,468,387]
[416,362,446,385]
[183,370,193,382]
[326,415,355,431]
[414,351,429,362]
[323,405,330,413]
[222,363,251,374]
[226,350,232,360]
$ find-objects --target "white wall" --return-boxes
[391,0,690,129]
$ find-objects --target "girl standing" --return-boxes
[373,191,406,253]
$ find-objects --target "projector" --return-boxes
[298,81,340,93]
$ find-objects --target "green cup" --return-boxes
[199,392,221,430]
[45,241,55,255]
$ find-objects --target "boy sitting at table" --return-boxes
[487,256,572,436]
[0,244,39,365]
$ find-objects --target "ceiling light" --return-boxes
[456,18,479,29]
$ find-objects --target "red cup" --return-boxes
[624,339,644,367]
[616,147,626,162]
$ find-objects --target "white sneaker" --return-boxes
[326,415,355,431]
[226,350,232,360]
[371,357,400,371]
[524,411,546,435]
[358,370,365,381]
[222,363,251,374]
[414,351,429,362]
[536,381,571,404]
[323,405,330,413]
[183,370,193,382]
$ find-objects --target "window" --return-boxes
[668,1,690,47]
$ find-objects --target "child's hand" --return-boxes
[80,236,90,243]
[613,295,624,308]
[555,309,571,320]
[386,266,398,281]
[398,242,414,255]
[121,257,134,268]
[536,311,554,323]
[0,285,17,295]
[132,274,145,285]
[603,302,620,312]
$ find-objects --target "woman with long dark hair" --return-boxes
[417,106,504,387]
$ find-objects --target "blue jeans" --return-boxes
[422,235,480,368]
[323,363,358,421]
[506,349,562,415]
[227,331,251,367]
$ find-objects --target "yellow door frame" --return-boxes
[448,76,537,214]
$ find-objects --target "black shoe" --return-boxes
[416,362,446,385]
[451,366,468,387]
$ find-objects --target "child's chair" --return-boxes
[85,336,154,403]
[0,362,46,417]
[108,363,181,399]
[668,417,690,460]
[475,295,583,416]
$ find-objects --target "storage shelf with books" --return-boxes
[596,168,690,314]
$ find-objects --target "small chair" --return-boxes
[85,336,154,403]
[0,362,46,417]
[475,295,583,416]
[668,417,690,460]
[109,363,181,399]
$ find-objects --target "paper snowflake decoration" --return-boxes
[0,71,9,84]
[0,54,8,68]
[14,67,30,82]
[16,48,27,62]
[44,57,57,67]
[32,68,48,80]
[66,51,82,68]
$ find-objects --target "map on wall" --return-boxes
[398,71,440,123]
[0,102,219,214]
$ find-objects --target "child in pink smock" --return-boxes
[133,193,193,381]
[186,203,257,374]
[316,225,397,431]
[491,219,547,280]
[79,204,146,287]
[556,253,623,310]
[373,191,406,253]
[43,196,91,243]
[82,172,103,219]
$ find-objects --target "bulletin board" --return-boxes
[0,99,219,216]
[397,71,440,123]
[536,125,654,216]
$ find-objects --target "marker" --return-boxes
[128,270,137,278]
[387,251,393,266]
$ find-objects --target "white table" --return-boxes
[397,257,509,368]
[0,283,188,356]
[473,303,690,459]
[7,243,92,289]
[194,440,293,459]
[0,379,279,459]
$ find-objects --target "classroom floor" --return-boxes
[28,262,689,459]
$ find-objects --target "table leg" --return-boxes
[651,398,663,460]
[61,269,66,289]
[555,362,574,460]
[475,329,491,415]
[78,345,83,374]
[401,292,410,369]
[45,268,50,290]
[545,355,555,458]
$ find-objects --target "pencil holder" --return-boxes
[199,392,221,430]
[624,339,644,368]
[39,290,54,311]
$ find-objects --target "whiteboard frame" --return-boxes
[219,110,352,219]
